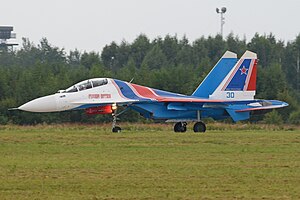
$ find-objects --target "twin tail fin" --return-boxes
[192,50,258,100]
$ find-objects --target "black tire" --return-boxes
[112,126,122,132]
[174,122,187,133]
[181,125,187,132]
[174,122,181,132]
[193,122,206,133]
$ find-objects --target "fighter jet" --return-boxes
[17,51,288,132]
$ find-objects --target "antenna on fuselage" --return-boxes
[129,78,134,83]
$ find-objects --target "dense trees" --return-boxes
[0,33,299,125]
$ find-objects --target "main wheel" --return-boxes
[193,122,206,133]
[174,122,181,132]
[174,122,187,132]
[112,126,122,132]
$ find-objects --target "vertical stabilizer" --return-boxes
[192,51,237,98]
[209,50,258,100]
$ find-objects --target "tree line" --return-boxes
[0,33,300,125]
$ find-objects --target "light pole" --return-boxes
[216,7,227,38]
[111,56,115,71]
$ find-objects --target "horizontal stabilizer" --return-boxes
[236,100,288,112]
[225,100,288,122]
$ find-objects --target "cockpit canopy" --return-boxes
[63,78,108,93]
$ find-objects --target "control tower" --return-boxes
[0,26,18,51]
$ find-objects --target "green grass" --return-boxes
[0,124,299,199]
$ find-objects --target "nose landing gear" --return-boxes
[112,111,121,132]
[111,103,121,132]
[111,104,131,133]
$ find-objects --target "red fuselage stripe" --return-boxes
[130,83,226,102]
[130,83,162,100]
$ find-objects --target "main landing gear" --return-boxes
[173,110,206,133]
[174,122,187,132]
[174,121,206,133]
[193,121,206,133]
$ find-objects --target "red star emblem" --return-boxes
[239,66,248,75]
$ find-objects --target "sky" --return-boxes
[1,0,300,52]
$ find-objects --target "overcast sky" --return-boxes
[2,0,300,52]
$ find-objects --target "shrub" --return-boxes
[263,110,283,125]
[288,110,300,124]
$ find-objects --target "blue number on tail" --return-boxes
[226,92,235,98]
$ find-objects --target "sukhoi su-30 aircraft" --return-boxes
[17,51,288,132]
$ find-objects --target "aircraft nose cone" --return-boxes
[18,94,58,112]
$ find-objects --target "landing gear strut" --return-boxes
[112,112,121,132]
[111,104,121,132]
[174,122,187,132]
[110,104,131,132]
[193,110,206,133]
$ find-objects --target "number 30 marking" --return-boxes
[226,92,235,98]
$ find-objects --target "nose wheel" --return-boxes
[112,126,121,132]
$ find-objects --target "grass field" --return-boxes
[0,124,299,199]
